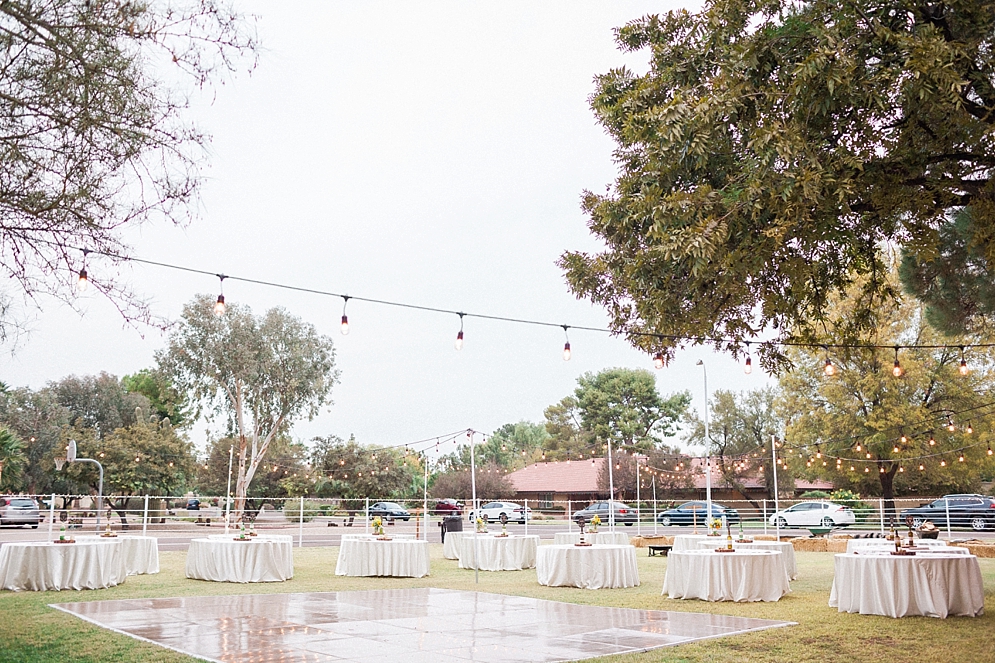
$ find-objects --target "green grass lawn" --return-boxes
[0,547,993,663]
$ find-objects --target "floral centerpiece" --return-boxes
[475,516,487,533]
[707,517,723,536]
[589,515,601,533]
[372,516,385,536]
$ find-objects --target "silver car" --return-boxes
[0,497,41,528]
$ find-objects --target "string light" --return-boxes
[823,355,836,376]
[959,347,969,375]
[340,296,350,335]
[988,444,992,456]
[76,248,90,292]
[966,422,974,434]
[947,417,956,432]
[744,342,752,374]
[929,434,936,446]
[454,313,464,351]
[900,431,908,444]
[892,346,903,377]
[653,352,665,369]
[940,459,946,467]
[561,325,571,361]
[919,463,925,470]
[213,274,227,316]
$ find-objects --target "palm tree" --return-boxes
[0,426,27,491]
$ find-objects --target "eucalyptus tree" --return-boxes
[0,1,257,339]
[159,295,338,522]
[560,0,995,369]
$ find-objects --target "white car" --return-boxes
[467,501,532,524]
[769,501,855,529]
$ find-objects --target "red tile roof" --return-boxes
[508,458,605,493]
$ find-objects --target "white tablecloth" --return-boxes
[209,533,295,543]
[663,550,790,602]
[553,531,631,546]
[536,544,639,589]
[186,537,293,583]
[459,535,539,570]
[845,538,948,554]
[695,540,798,580]
[78,535,159,575]
[443,531,470,559]
[0,540,127,591]
[673,534,726,551]
[335,538,430,577]
[829,552,985,618]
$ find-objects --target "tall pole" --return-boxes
[225,444,234,533]
[607,440,615,531]
[696,360,712,524]
[423,456,429,542]
[635,459,640,535]
[469,430,479,584]
[652,476,657,535]
[772,434,780,540]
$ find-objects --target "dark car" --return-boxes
[186,498,201,511]
[0,496,41,528]
[432,499,463,516]
[369,501,411,521]
[900,494,995,531]
[656,501,741,527]
[572,501,637,526]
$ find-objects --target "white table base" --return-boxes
[78,535,159,575]
[459,535,538,571]
[0,540,127,591]
[335,538,430,577]
[695,540,797,580]
[536,544,639,589]
[186,537,293,583]
[829,552,984,618]
[663,550,790,602]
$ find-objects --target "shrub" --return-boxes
[282,499,326,523]
[799,490,831,499]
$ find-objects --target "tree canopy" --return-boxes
[560,0,995,369]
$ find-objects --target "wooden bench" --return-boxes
[648,545,672,557]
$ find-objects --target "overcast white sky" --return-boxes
[1,1,772,454]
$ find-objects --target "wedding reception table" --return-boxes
[186,537,294,583]
[672,534,725,552]
[459,535,539,571]
[335,538,430,578]
[553,531,631,546]
[829,552,984,618]
[695,540,798,580]
[536,544,639,589]
[78,535,159,575]
[0,540,127,591]
[443,531,469,559]
[845,538,949,554]
[663,549,790,602]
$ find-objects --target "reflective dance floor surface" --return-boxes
[52,588,792,663]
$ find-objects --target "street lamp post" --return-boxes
[55,439,104,532]
[696,360,713,525]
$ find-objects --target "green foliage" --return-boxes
[542,396,594,462]
[0,426,26,491]
[49,372,148,437]
[476,421,550,470]
[310,435,418,500]
[197,436,307,499]
[282,499,326,523]
[799,490,831,500]
[122,369,190,429]
[429,463,513,501]
[560,0,995,368]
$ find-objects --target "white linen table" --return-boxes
[829,552,984,618]
[0,540,126,591]
[185,537,293,583]
[845,538,948,554]
[553,531,631,546]
[663,550,790,602]
[459,535,539,571]
[536,544,639,589]
[848,544,970,556]
[695,540,798,580]
[208,533,294,543]
[673,534,726,552]
[443,531,470,559]
[78,535,159,575]
[335,538,429,578]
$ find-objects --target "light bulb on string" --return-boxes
[940,459,946,467]
[823,356,836,376]
[340,296,350,335]
[929,434,936,446]
[988,444,992,456]
[856,443,861,452]
[76,248,90,292]
[899,465,904,472]
[561,325,571,361]
[900,431,908,444]
[919,464,925,471]
[213,274,227,316]
[966,422,974,434]
[947,417,956,432]
[743,342,752,374]
[893,445,900,453]
[959,346,969,375]
[454,313,464,351]
[653,352,665,370]
[958,455,964,462]
[892,346,903,377]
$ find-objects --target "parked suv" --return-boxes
[573,501,637,526]
[0,496,41,528]
[432,499,463,516]
[900,494,995,531]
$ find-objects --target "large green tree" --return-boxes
[160,295,338,522]
[0,1,257,337]
[560,0,995,368]
[0,386,70,493]
[310,436,417,502]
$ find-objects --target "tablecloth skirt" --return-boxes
[673,535,724,552]
[553,532,631,546]
[663,550,790,602]
[79,535,159,575]
[185,538,293,583]
[695,540,798,580]
[829,553,984,618]
[0,541,127,591]
[459,535,538,570]
[536,544,639,589]
[335,539,430,577]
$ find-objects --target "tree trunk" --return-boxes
[879,463,898,527]
[233,431,248,524]
[111,497,132,530]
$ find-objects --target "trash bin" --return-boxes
[441,515,463,543]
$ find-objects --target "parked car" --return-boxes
[656,501,740,527]
[572,501,637,526]
[900,494,995,531]
[368,502,411,521]
[467,501,532,524]
[432,499,464,516]
[769,501,855,529]
[0,496,41,528]
[186,498,201,511]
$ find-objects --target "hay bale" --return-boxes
[963,543,995,558]
[752,534,777,541]
[630,535,673,548]
[826,539,849,553]
[791,537,829,552]
[831,534,853,540]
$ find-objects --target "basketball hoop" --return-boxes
[67,439,77,463]
[55,457,66,471]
